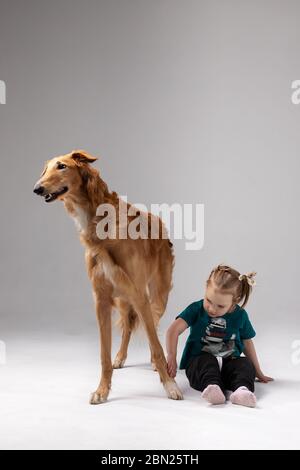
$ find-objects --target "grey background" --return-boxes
[0,0,299,337]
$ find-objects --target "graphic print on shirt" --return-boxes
[201,317,236,357]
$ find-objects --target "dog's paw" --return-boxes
[89,391,108,405]
[164,381,184,400]
[151,362,158,371]
[113,357,126,369]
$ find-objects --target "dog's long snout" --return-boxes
[33,184,45,195]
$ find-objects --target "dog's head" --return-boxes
[33,150,98,203]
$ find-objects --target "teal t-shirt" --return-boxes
[176,299,256,369]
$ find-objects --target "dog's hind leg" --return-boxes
[148,297,168,372]
[149,304,164,372]
[113,299,138,368]
[148,250,173,371]
[134,295,183,400]
[147,298,164,371]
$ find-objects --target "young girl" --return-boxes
[166,264,273,407]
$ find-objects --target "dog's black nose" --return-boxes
[33,185,45,195]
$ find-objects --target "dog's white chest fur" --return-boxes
[72,206,88,233]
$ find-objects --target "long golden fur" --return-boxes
[33,150,183,403]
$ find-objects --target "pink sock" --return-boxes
[202,384,226,405]
[230,386,256,408]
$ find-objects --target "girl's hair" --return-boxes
[207,264,257,308]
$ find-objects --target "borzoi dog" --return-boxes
[33,150,183,404]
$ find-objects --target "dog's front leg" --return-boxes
[90,290,113,405]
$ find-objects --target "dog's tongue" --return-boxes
[44,187,67,202]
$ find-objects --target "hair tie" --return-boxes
[238,272,257,287]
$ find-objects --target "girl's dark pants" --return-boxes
[185,352,256,393]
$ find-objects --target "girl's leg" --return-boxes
[222,357,256,407]
[186,352,225,404]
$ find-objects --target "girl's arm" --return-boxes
[243,338,274,383]
[166,318,188,378]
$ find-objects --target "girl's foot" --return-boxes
[230,386,256,408]
[202,384,226,405]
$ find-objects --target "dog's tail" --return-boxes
[113,299,163,333]
[113,298,140,332]
[115,310,140,332]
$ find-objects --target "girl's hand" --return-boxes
[167,355,177,378]
[256,371,274,383]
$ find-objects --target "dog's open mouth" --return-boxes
[44,186,68,203]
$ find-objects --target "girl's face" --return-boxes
[203,282,235,318]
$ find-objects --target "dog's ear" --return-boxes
[71,150,98,164]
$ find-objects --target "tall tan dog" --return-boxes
[33,150,183,404]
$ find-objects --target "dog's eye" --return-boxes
[57,162,67,170]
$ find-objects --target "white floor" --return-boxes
[0,330,299,450]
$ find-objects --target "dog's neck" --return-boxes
[72,204,90,234]
[63,172,111,238]
[63,198,92,235]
